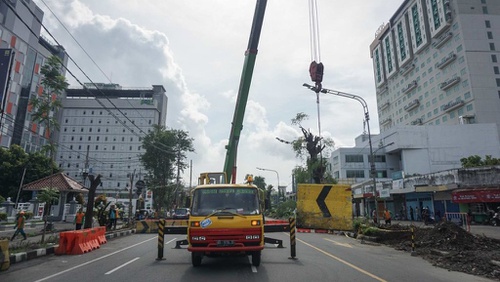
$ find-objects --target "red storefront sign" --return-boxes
[451,188,500,203]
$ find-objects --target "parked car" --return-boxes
[173,208,190,219]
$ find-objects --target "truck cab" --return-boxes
[187,176,264,267]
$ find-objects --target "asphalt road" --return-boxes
[1,231,495,282]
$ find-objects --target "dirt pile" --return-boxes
[379,222,500,279]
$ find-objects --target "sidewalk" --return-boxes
[0,220,135,265]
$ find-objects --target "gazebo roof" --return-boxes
[22,172,88,193]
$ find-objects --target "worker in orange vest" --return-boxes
[384,208,392,225]
[75,208,85,230]
[11,210,27,241]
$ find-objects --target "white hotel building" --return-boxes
[57,84,167,197]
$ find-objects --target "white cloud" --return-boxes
[35,0,403,189]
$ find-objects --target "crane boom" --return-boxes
[223,0,268,183]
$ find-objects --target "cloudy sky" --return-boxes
[34,0,403,190]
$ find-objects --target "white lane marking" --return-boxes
[298,238,387,282]
[105,257,140,275]
[248,256,258,273]
[323,238,353,248]
[34,236,169,282]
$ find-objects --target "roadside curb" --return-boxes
[8,228,136,265]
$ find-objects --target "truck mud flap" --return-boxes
[175,239,188,249]
[264,236,284,248]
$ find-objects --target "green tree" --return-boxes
[141,125,194,211]
[29,55,68,161]
[460,155,500,168]
[279,113,335,184]
[37,187,59,243]
[0,145,59,201]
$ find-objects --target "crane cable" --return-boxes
[308,0,325,179]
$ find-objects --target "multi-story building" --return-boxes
[329,0,500,218]
[57,83,167,197]
[370,0,500,136]
[0,0,68,151]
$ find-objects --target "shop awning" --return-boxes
[451,188,500,203]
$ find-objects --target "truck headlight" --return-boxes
[251,220,260,226]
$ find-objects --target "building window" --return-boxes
[129,146,133,150]
[490,43,495,51]
[466,104,473,111]
[487,31,493,39]
[345,155,364,163]
[369,155,386,163]
[96,136,100,141]
[88,136,91,141]
[496,78,500,87]
[89,128,92,132]
[494,67,499,74]
[492,55,497,63]
[95,145,98,150]
[346,170,365,178]
[486,20,491,28]
[482,6,488,14]
[130,137,133,142]
[122,137,125,141]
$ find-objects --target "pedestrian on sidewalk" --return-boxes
[372,209,378,225]
[410,206,414,221]
[384,208,392,225]
[11,210,27,241]
[108,205,117,230]
[75,208,85,230]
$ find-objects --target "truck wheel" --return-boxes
[192,252,202,267]
[251,251,261,267]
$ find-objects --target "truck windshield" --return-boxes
[191,187,260,216]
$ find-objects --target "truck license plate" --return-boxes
[217,240,234,247]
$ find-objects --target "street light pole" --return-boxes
[303,83,378,221]
[256,167,280,201]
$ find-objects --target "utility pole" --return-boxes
[128,169,136,223]
[15,165,27,211]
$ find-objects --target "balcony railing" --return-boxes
[381,118,392,126]
[404,99,420,111]
[402,80,417,94]
[411,118,423,125]
[432,32,452,49]
[442,100,464,112]
[379,102,390,111]
[440,77,461,91]
[436,53,456,69]
[399,63,415,76]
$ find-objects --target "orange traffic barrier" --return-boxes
[55,231,76,255]
[96,226,107,245]
[88,228,100,250]
[71,230,92,255]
